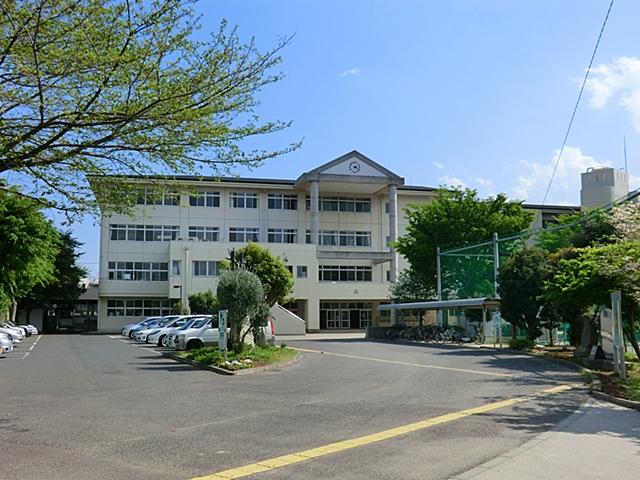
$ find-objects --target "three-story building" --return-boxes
[97,151,576,333]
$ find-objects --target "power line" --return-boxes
[541,0,615,206]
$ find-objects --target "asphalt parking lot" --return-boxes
[0,334,587,480]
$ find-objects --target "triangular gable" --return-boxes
[304,150,403,180]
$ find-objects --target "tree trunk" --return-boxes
[10,299,18,322]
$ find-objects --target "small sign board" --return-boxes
[218,309,228,352]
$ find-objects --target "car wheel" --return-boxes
[129,332,134,339]
[186,340,202,351]
[157,335,166,347]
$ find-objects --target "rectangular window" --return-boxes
[230,192,258,208]
[318,265,373,282]
[267,194,297,210]
[188,226,219,242]
[171,260,181,276]
[108,262,168,281]
[385,202,389,214]
[305,196,371,212]
[107,298,171,317]
[285,265,294,274]
[135,190,179,206]
[296,266,308,278]
[229,227,260,242]
[189,191,220,207]
[306,229,311,244]
[109,224,179,242]
[267,228,297,244]
[319,230,338,246]
[192,260,221,277]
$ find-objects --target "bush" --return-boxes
[509,337,534,351]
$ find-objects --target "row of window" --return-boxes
[107,261,373,282]
[134,189,373,212]
[306,196,371,213]
[318,266,373,282]
[106,299,172,317]
[109,224,373,246]
[109,225,180,242]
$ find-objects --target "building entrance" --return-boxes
[319,302,373,330]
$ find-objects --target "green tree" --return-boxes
[216,269,264,352]
[0,188,60,319]
[395,188,534,296]
[498,247,558,342]
[0,0,299,217]
[389,268,434,303]
[545,243,640,359]
[19,231,88,322]
[188,289,219,315]
[537,210,614,252]
[231,243,293,306]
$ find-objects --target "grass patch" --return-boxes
[621,363,640,402]
[624,351,639,363]
[177,345,297,370]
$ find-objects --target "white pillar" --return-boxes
[388,184,398,282]
[310,180,320,245]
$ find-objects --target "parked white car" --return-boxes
[147,316,197,346]
[121,317,161,338]
[174,316,276,351]
[166,316,211,348]
[3,320,31,337]
[0,325,24,342]
[17,323,38,335]
[134,315,181,343]
[0,333,13,354]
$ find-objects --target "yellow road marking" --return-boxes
[293,347,513,378]
[190,383,581,480]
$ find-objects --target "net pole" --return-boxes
[436,246,443,326]
[493,233,500,299]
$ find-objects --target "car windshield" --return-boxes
[188,318,209,329]
[158,317,178,327]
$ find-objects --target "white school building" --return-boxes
[96,150,576,333]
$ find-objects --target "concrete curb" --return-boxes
[163,350,302,376]
[590,389,640,411]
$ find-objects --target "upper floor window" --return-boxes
[268,193,297,210]
[268,228,297,244]
[318,265,372,282]
[230,192,258,208]
[305,196,371,212]
[229,227,259,243]
[107,298,172,317]
[189,191,220,207]
[188,226,219,242]
[109,224,179,242]
[338,231,371,247]
[108,261,168,281]
[136,189,179,206]
[192,260,221,277]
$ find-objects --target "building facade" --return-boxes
[97,151,576,333]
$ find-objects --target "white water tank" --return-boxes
[580,167,629,210]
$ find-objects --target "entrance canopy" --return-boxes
[378,297,500,312]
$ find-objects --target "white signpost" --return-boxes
[610,291,626,380]
[218,309,228,361]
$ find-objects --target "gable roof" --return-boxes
[295,150,404,186]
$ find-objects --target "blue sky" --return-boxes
[70,0,640,275]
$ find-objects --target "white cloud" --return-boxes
[512,146,609,203]
[438,174,467,189]
[585,56,640,131]
[433,161,444,169]
[339,67,360,77]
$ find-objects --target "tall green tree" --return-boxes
[216,269,264,352]
[188,289,219,315]
[0,188,60,319]
[498,247,560,342]
[394,188,534,297]
[19,231,88,321]
[230,243,293,306]
[0,0,299,218]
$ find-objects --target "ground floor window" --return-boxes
[320,302,373,329]
[106,298,171,317]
